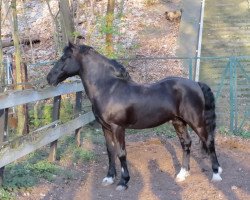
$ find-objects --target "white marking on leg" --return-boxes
[116,185,127,191]
[121,167,124,173]
[211,173,222,181]
[102,177,114,186]
[218,166,223,175]
[176,168,190,182]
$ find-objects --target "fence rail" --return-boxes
[0,112,94,168]
[0,79,95,185]
[0,81,83,109]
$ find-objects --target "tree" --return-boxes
[11,0,28,135]
[105,0,115,57]
[0,0,5,148]
[46,0,75,53]
[0,0,4,87]
[45,0,61,53]
[59,0,75,46]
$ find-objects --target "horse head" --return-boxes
[47,42,82,86]
[47,42,131,86]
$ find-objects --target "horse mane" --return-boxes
[79,45,131,81]
[64,44,131,81]
[79,44,93,54]
[109,59,131,81]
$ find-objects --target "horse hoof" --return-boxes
[211,173,222,182]
[211,167,223,182]
[176,168,190,182]
[116,185,128,191]
[102,177,114,186]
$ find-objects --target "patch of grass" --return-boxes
[30,161,60,181]
[62,170,75,181]
[56,128,100,163]
[127,124,176,138]
[152,124,176,138]
[29,98,74,130]
[81,124,104,145]
[0,188,15,200]
[56,135,79,161]
[4,163,38,190]
[60,98,74,123]
[218,126,250,138]
[3,160,61,190]
[72,148,95,164]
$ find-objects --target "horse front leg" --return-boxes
[111,125,130,191]
[172,119,192,182]
[102,127,117,186]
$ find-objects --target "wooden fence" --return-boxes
[0,81,95,185]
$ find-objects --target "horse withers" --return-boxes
[47,42,222,190]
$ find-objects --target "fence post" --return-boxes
[0,167,4,186]
[0,108,8,186]
[75,91,83,147]
[229,57,237,132]
[0,110,5,186]
[48,95,61,162]
[234,59,238,132]
[188,58,193,80]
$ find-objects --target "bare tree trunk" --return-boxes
[0,0,6,147]
[21,1,35,63]
[45,0,61,54]
[0,0,4,87]
[59,0,75,46]
[118,0,125,19]
[105,0,115,57]
[3,0,13,31]
[11,0,27,135]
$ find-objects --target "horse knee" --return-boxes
[117,147,126,158]
[180,138,192,151]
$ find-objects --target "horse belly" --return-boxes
[128,109,174,129]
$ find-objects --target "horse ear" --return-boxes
[68,41,76,49]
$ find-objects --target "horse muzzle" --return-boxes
[47,73,58,86]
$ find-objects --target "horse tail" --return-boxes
[198,82,216,153]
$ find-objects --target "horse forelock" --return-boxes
[63,46,73,56]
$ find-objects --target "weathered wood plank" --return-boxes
[48,95,61,162]
[0,112,95,168]
[0,81,84,109]
[0,110,5,147]
[75,91,83,147]
[0,167,4,186]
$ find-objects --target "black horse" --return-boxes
[47,43,222,190]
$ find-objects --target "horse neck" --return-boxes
[79,59,114,102]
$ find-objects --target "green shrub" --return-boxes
[73,148,95,164]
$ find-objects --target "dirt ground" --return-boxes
[17,132,250,200]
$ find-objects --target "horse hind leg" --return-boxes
[172,119,192,182]
[111,124,130,191]
[195,126,222,181]
[102,127,117,186]
[207,134,223,181]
